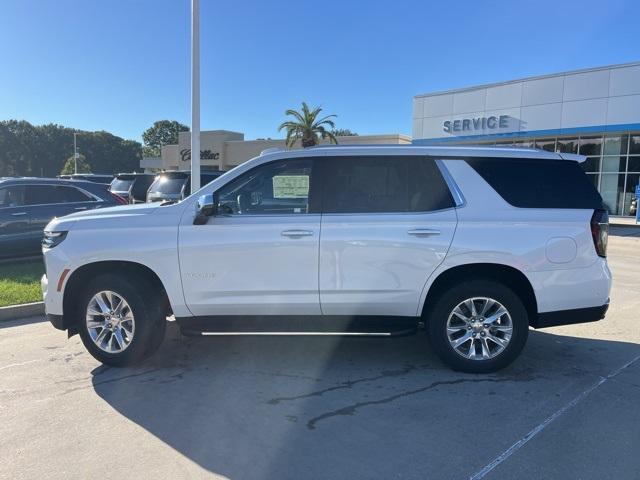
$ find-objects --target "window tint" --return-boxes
[216,159,313,215]
[131,177,154,199]
[110,178,134,192]
[26,185,93,205]
[321,156,454,214]
[150,176,186,195]
[0,186,26,207]
[466,157,603,209]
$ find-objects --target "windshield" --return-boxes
[148,176,187,195]
[110,178,133,192]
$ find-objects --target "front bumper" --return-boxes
[532,301,609,329]
[47,313,70,330]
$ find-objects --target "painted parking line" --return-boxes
[469,352,640,480]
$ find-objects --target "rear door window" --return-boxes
[466,157,603,209]
[0,186,26,208]
[321,156,454,214]
[26,185,93,205]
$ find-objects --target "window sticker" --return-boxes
[273,175,309,198]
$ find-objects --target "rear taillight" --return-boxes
[590,209,609,258]
[110,192,128,205]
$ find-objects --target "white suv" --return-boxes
[41,146,611,373]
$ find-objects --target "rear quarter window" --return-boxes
[466,157,603,209]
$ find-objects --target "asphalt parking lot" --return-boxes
[2,229,640,480]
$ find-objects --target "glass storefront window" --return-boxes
[628,156,640,172]
[600,174,625,215]
[534,138,555,152]
[603,135,628,156]
[630,135,640,155]
[602,156,626,173]
[578,136,602,156]
[624,173,640,216]
[581,156,600,173]
[556,138,578,154]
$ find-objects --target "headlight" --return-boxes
[42,231,68,249]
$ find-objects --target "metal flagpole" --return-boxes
[191,0,201,191]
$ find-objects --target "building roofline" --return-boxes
[414,60,640,99]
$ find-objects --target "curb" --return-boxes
[0,302,45,322]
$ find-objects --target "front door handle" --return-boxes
[11,212,27,216]
[74,207,88,211]
[281,229,314,238]
[407,228,440,237]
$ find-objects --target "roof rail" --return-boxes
[260,147,284,155]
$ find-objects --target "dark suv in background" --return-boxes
[147,170,224,203]
[58,173,114,185]
[109,173,155,204]
[0,177,125,258]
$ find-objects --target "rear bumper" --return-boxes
[532,301,609,329]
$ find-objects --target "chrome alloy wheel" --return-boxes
[86,291,135,353]
[446,297,513,361]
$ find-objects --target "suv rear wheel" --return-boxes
[77,273,166,367]
[427,280,528,373]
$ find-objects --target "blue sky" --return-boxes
[1,0,639,142]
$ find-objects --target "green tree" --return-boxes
[332,128,358,136]
[61,154,91,174]
[0,120,141,176]
[278,102,338,148]
[142,120,189,157]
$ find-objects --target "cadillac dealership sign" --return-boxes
[444,115,511,133]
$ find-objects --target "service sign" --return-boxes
[444,115,511,133]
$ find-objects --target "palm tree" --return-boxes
[278,102,338,148]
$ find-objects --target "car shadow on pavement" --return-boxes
[91,323,640,479]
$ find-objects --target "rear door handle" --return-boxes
[74,207,88,211]
[281,229,314,238]
[11,212,27,216]
[407,228,440,237]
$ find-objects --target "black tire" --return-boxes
[77,273,166,367]
[426,280,529,373]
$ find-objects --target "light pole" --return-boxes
[191,0,201,191]
[73,132,78,174]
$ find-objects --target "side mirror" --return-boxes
[193,193,217,225]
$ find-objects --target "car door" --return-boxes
[0,185,34,258]
[318,155,458,316]
[26,184,98,239]
[179,157,322,316]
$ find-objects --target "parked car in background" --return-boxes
[146,170,224,203]
[42,146,611,372]
[58,173,114,185]
[0,177,125,258]
[630,196,637,216]
[109,173,155,204]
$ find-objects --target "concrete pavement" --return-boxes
[1,232,639,480]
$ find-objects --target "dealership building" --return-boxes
[412,61,640,216]
[141,131,411,172]
[142,61,640,216]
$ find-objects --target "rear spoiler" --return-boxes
[558,153,586,163]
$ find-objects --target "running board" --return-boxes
[176,315,419,338]
[180,328,416,337]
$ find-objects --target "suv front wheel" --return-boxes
[427,280,529,373]
[77,273,166,367]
